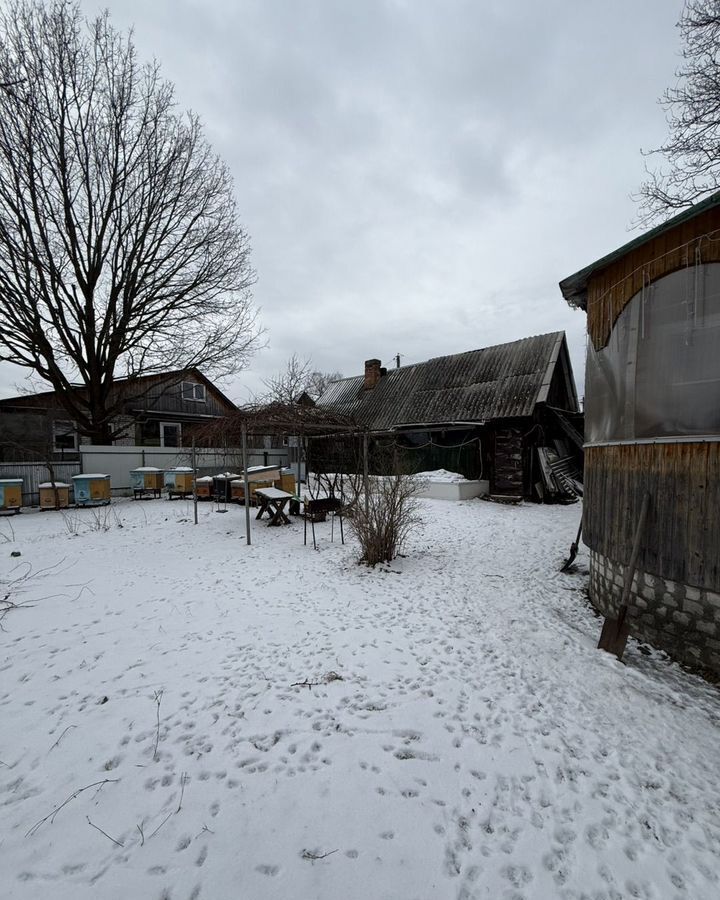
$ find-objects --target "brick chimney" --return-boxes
[363,358,382,390]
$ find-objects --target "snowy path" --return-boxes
[1,498,719,899]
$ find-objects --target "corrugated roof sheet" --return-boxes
[317,332,565,429]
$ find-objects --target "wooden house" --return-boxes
[0,368,237,461]
[560,192,720,673]
[316,332,582,500]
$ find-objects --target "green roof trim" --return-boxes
[559,190,720,310]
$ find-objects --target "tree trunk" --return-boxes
[86,424,113,445]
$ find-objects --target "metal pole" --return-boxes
[192,438,198,525]
[363,432,369,517]
[242,423,251,545]
[296,434,301,496]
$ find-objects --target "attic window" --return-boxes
[182,382,206,402]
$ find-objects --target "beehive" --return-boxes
[164,467,195,497]
[195,475,214,499]
[0,478,23,513]
[130,467,164,498]
[230,478,274,505]
[72,474,111,506]
[38,482,71,510]
[212,473,242,503]
[275,472,296,494]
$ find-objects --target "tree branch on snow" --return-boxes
[25,778,120,836]
[152,689,163,761]
[86,815,124,847]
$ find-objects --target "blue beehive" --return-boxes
[130,467,164,498]
[72,474,111,507]
[164,467,194,497]
[0,478,23,513]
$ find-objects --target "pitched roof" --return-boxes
[0,367,237,412]
[317,332,569,430]
[559,190,720,310]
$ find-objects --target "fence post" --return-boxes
[363,432,369,517]
[192,439,198,525]
[242,424,251,546]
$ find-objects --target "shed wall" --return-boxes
[583,442,720,593]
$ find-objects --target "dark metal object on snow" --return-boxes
[597,492,651,660]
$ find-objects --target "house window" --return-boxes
[53,420,77,452]
[181,381,206,402]
[160,422,182,447]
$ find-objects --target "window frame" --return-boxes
[160,421,182,447]
[52,419,78,452]
[181,381,206,403]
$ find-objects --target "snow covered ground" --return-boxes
[1,497,719,900]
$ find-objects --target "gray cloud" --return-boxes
[0,0,683,405]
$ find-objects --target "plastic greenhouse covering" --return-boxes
[585,263,720,443]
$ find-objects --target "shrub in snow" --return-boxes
[350,472,423,566]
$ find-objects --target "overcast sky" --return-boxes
[0,0,685,403]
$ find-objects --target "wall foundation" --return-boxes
[589,549,720,674]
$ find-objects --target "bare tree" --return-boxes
[0,0,261,443]
[262,353,342,404]
[306,368,344,401]
[637,1,720,223]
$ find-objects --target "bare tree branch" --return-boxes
[262,353,343,404]
[636,1,720,224]
[0,0,262,443]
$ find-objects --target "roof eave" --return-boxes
[559,189,720,310]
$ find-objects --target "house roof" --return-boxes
[317,332,571,430]
[0,368,237,412]
[559,190,720,310]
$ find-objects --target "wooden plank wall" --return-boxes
[587,206,720,350]
[491,427,524,496]
[584,442,720,591]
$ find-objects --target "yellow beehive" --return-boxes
[39,482,71,510]
[231,478,275,505]
[275,472,296,494]
[195,476,214,499]
[0,479,23,512]
[144,471,164,490]
[174,471,194,493]
[72,474,111,506]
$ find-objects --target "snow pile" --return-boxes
[415,468,470,483]
[1,499,719,899]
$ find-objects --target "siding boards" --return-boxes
[584,443,720,592]
[492,427,523,496]
[123,377,232,418]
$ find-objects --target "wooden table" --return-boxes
[254,487,294,526]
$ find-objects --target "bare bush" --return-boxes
[350,473,423,566]
[61,506,124,535]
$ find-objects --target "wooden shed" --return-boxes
[316,333,582,501]
[560,192,720,673]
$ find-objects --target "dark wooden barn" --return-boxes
[317,332,582,501]
[560,191,720,673]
